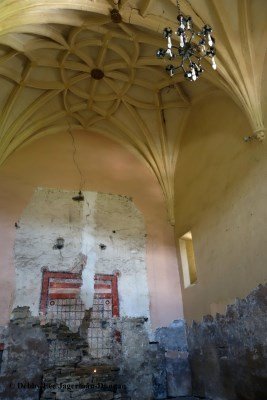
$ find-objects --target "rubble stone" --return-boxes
[187,284,267,400]
[0,284,266,400]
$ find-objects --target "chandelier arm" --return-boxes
[188,31,194,44]
[173,65,181,72]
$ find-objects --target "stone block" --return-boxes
[165,350,192,397]
[155,319,192,397]
[155,319,188,351]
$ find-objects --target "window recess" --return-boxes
[179,231,197,288]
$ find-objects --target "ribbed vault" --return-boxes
[0,0,266,223]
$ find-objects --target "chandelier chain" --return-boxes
[176,0,181,15]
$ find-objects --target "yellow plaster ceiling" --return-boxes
[0,0,266,223]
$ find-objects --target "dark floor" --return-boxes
[168,397,205,400]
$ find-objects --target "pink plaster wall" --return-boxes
[0,130,183,329]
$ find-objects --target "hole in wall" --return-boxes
[72,191,84,202]
[53,237,65,250]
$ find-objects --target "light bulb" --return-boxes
[191,68,197,81]
[167,37,173,58]
[166,65,175,77]
[166,48,173,58]
[184,71,192,81]
[208,34,213,46]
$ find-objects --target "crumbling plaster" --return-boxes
[14,188,150,321]
[0,130,183,328]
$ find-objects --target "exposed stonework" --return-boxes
[1,284,266,400]
[0,307,48,400]
[187,283,267,400]
[3,188,168,399]
[0,308,165,400]
[40,364,128,400]
[40,331,128,400]
[42,321,89,367]
[40,317,164,400]
[116,317,166,400]
[5,188,267,400]
[155,320,192,398]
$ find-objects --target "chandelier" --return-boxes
[156,0,216,82]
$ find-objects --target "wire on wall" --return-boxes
[67,118,85,201]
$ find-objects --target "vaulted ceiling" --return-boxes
[0,0,266,223]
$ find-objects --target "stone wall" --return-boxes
[3,188,267,400]
[0,188,162,399]
[187,283,267,400]
[1,285,266,400]
[0,307,48,400]
[0,308,165,400]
